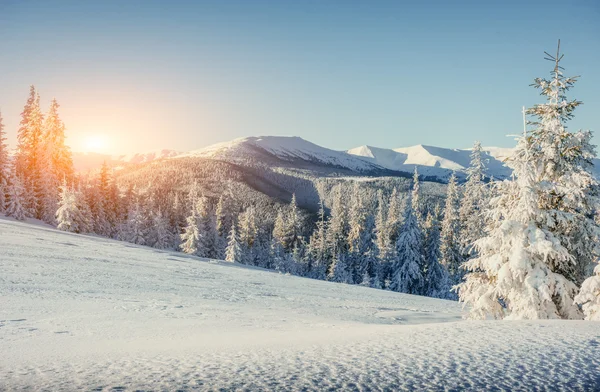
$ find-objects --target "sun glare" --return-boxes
[83,134,108,153]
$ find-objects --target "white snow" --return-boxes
[2,218,599,390]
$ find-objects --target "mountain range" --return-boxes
[74,136,523,182]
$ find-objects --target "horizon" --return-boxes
[0,0,598,155]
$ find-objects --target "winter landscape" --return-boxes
[1,1,600,391]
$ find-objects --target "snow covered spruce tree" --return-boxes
[422,206,451,298]
[306,198,328,279]
[5,167,27,221]
[459,44,599,319]
[525,43,600,287]
[575,265,600,320]
[0,111,9,214]
[389,193,424,294]
[459,131,585,319]
[225,223,243,263]
[459,141,488,260]
[439,173,463,289]
[56,181,87,233]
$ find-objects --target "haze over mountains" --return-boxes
[73,136,524,182]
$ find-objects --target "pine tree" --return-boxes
[347,182,367,282]
[458,133,582,319]
[525,42,600,286]
[126,202,147,245]
[422,207,451,299]
[150,209,172,249]
[5,168,26,221]
[215,193,233,258]
[56,181,87,233]
[180,205,201,255]
[238,206,258,264]
[412,168,423,224]
[225,224,243,263]
[306,198,328,279]
[16,86,49,220]
[459,141,488,260]
[44,99,74,183]
[389,194,424,294]
[0,111,9,213]
[374,189,392,285]
[439,173,463,288]
[574,264,600,320]
[326,184,348,275]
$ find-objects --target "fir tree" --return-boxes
[306,198,328,279]
[390,194,424,294]
[439,173,463,288]
[525,42,600,286]
[326,184,348,275]
[0,111,8,213]
[5,168,26,221]
[459,141,488,260]
[55,181,87,233]
[422,207,451,299]
[225,223,243,263]
[150,209,172,249]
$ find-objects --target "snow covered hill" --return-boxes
[2,218,599,391]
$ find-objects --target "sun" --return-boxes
[83,134,108,153]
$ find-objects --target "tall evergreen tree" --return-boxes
[389,194,424,294]
[422,206,451,298]
[306,198,328,279]
[56,181,87,233]
[0,111,8,213]
[575,264,600,320]
[325,184,348,274]
[16,86,48,220]
[5,167,26,221]
[458,133,581,319]
[439,173,463,288]
[225,223,243,263]
[459,141,488,259]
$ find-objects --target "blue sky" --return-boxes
[0,0,598,154]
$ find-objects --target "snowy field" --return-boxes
[1,218,599,391]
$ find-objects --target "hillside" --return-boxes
[1,218,599,391]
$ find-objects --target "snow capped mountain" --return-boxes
[179,136,384,173]
[348,144,513,180]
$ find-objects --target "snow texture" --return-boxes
[1,218,599,391]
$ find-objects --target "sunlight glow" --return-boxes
[83,134,109,153]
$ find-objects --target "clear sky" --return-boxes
[0,0,598,155]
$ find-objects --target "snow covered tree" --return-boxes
[412,168,423,224]
[422,206,451,298]
[0,111,9,213]
[386,187,401,244]
[44,98,74,184]
[150,209,172,249]
[15,86,50,220]
[328,253,352,283]
[459,132,583,319]
[326,184,348,274]
[238,206,258,264]
[125,202,147,245]
[306,198,328,279]
[574,264,600,320]
[215,193,234,258]
[390,194,424,294]
[439,173,463,287]
[459,141,488,259]
[5,168,26,221]
[225,223,243,263]
[180,205,201,255]
[373,190,392,285]
[55,181,87,233]
[525,42,600,286]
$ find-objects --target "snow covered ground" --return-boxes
[1,218,599,391]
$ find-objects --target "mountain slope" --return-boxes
[180,136,386,174]
[2,218,599,391]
